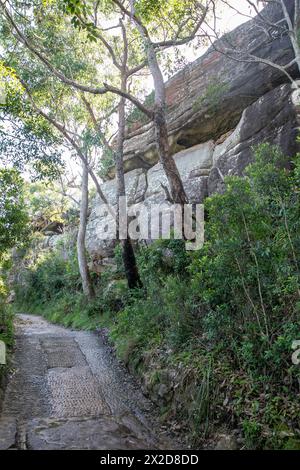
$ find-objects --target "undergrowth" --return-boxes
[12,144,300,449]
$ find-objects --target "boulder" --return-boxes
[6,291,15,304]
[208,84,299,194]
[145,141,213,204]
[41,221,63,235]
[86,168,148,258]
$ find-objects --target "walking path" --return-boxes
[0,314,170,450]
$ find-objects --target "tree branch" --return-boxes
[0,2,153,120]
[19,78,114,213]
[103,83,153,118]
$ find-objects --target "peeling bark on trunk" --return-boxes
[77,162,95,300]
[144,38,188,205]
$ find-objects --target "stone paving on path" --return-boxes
[0,314,169,450]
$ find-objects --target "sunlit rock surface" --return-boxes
[84,1,300,263]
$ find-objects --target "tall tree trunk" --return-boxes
[154,107,188,205]
[145,40,188,205]
[116,74,142,289]
[77,161,95,300]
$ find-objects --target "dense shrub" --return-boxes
[110,144,300,448]
[13,144,300,448]
[15,247,80,306]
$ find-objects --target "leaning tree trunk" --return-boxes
[154,107,188,205]
[115,74,142,289]
[146,40,188,205]
[77,161,95,300]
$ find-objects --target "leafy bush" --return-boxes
[14,243,126,329]
[110,144,300,447]
[12,143,300,448]
[15,247,80,307]
[137,238,191,280]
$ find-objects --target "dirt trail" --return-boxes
[0,314,171,450]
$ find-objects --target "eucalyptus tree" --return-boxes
[0,6,108,299]
[0,0,145,289]
[21,100,99,299]
[0,56,58,254]
[109,0,213,205]
[77,160,95,299]
[0,0,213,290]
[63,0,214,205]
[73,7,145,288]
[23,95,105,300]
[0,0,212,207]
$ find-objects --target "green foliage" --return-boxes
[26,181,72,224]
[127,91,155,129]
[0,61,64,181]
[134,0,166,22]
[0,61,23,103]
[137,238,190,281]
[135,0,205,28]
[15,247,81,306]
[11,143,300,449]
[0,302,14,349]
[0,0,107,185]
[193,80,229,112]
[13,241,126,330]
[0,119,63,181]
[110,144,300,448]
[98,146,115,180]
[0,169,29,255]
[242,419,262,449]
[63,0,111,42]
[110,274,200,358]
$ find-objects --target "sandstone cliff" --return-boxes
[86,1,300,264]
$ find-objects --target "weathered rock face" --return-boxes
[144,141,213,204]
[85,141,215,259]
[86,168,148,259]
[86,1,300,264]
[86,82,299,262]
[208,83,300,194]
[120,1,297,174]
